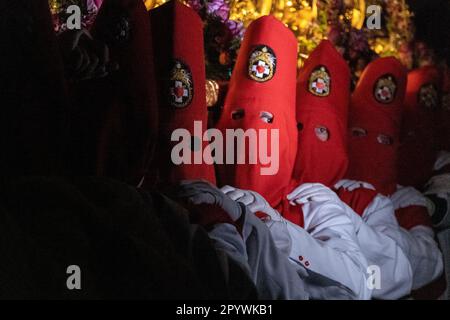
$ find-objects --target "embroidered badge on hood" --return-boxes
[248,45,276,82]
[374,74,397,104]
[169,60,194,108]
[308,66,331,97]
[418,83,438,109]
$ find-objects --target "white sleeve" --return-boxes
[398,225,443,290]
[344,198,413,299]
[361,194,408,251]
[209,210,310,300]
[362,194,400,229]
[269,201,370,300]
[362,194,443,290]
[208,223,250,274]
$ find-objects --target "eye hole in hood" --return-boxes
[351,127,368,137]
[377,134,393,146]
[315,125,329,142]
[231,108,245,120]
[260,111,274,124]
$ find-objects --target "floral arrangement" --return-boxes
[324,0,416,84]
[48,0,424,83]
[49,0,243,80]
[185,0,245,80]
[325,0,377,86]
[49,0,100,34]
[365,0,414,68]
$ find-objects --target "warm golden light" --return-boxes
[144,0,155,10]
[351,0,365,29]
[140,0,412,67]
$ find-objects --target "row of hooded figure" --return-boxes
[1,0,449,299]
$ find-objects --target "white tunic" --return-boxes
[388,187,444,290]
[266,199,371,299]
[208,208,310,300]
[346,193,413,299]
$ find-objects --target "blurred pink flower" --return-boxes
[225,19,244,39]
[349,29,369,53]
[206,0,230,22]
[327,26,343,45]
[94,0,103,8]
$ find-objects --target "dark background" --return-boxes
[408,0,450,64]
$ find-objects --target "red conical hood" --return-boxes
[293,40,351,187]
[69,0,160,185]
[216,15,298,209]
[398,66,442,188]
[346,57,407,195]
[148,0,216,186]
